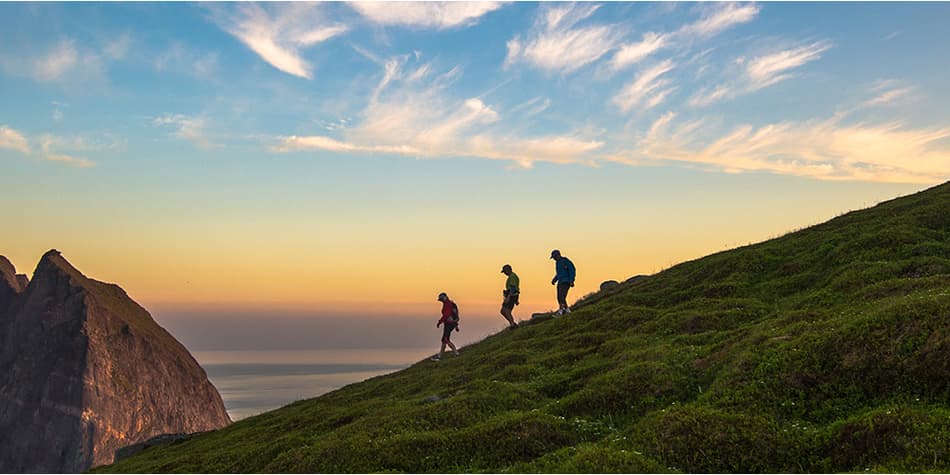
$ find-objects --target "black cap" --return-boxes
[501,264,512,273]
[550,249,560,259]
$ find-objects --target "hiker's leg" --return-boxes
[556,283,569,309]
[501,306,514,326]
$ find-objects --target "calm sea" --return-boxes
[194,348,432,421]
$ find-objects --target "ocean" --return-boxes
[194,348,433,421]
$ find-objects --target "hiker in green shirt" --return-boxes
[500,264,520,329]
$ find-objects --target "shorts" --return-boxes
[502,293,519,310]
[442,322,457,343]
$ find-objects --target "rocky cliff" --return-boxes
[0,250,230,473]
[0,255,27,310]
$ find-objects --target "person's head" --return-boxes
[550,249,561,260]
[437,292,448,302]
[501,264,512,275]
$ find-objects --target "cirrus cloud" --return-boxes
[208,3,347,79]
[688,40,832,107]
[676,2,760,40]
[0,126,31,154]
[349,2,506,30]
[613,60,677,113]
[273,59,603,168]
[608,32,668,72]
[505,3,621,74]
[609,112,950,184]
[745,41,832,91]
[0,125,100,168]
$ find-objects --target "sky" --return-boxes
[1,2,948,350]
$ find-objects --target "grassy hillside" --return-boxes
[98,182,950,473]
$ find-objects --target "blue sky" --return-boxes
[1,2,948,348]
[2,2,948,181]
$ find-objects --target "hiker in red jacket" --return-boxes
[432,292,460,361]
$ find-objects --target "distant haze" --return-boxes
[157,310,508,351]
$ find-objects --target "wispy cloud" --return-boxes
[278,135,420,155]
[348,86,499,150]
[466,134,604,168]
[610,113,950,184]
[38,132,120,167]
[510,96,552,117]
[274,61,601,167]
[350,2,506,29]
[352,48,442,106]
[39,150,95,168]
[277,129,603,169]
[104,32,133,60]
[0,34,128,90]
[861,80,915,108]
[153,114,218,149]
[601,2,756,77]
[676,2,760,40]
[0,38,104,86]
[505,3,621,74]
[1,125,102,167]
[613,59,677,113]
[209,3,347,79]
[744,41,831,91]
[688,86,731,107]
[417,98,500,147]
[405,63,431,82]
[33,40,80,81]
[51,101,68,122]
[371,56,406,103]
[39,133,120,153]
[688,41,831,107]
[155,43,219,80]
[0,126,31,154]
[320,118,352,132]
[608,32,667,72]
[882,31,901,41]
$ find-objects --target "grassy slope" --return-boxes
[99,182,950,473]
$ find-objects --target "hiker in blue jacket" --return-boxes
[550,249,576,315]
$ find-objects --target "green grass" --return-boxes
[96,181,950,473]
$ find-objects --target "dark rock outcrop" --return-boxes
[0,256,25,370]
[0,255,24,311]
[599,280,620,291]
[0,250,231,473]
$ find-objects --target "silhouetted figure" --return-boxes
[500,264,520,329]
[550,249,576,315]
[432,292,460,361]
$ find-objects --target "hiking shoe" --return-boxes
[554,309,564,316]
[430,355,442,361]
[564,307,572,314]
[454,351,461,357]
